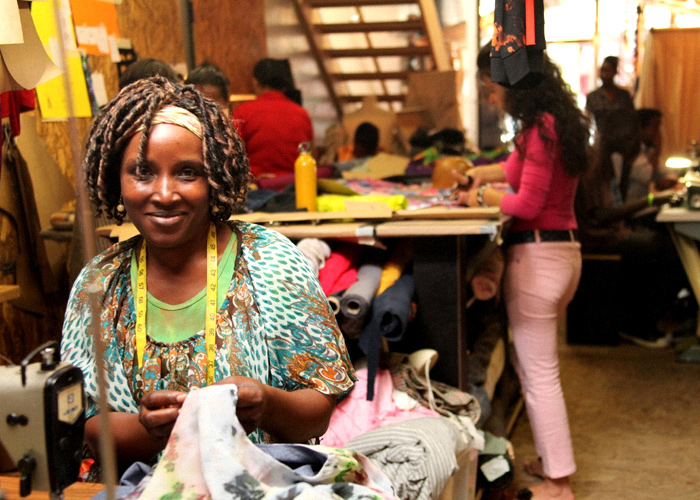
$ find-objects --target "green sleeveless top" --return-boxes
[130,233,237,344]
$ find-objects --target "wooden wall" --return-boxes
[191,0,267,94]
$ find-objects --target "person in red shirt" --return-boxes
[233,59,313,180]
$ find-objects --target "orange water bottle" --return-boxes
[295,142,317,212]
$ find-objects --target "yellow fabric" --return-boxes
[316,194,407,212]
[635,28,700,165]
[376,241,414,296]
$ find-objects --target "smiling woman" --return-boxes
[61,76,356,479]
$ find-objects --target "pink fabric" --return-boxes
[320,366,439,448]
[503,241,581,479]
[317,244,361,296]
[233,91,313,178]
[500,113,579,232]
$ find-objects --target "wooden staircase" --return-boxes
[291,0,451,118]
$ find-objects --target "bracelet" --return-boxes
[648,192,654,206]
[477,183,492,207]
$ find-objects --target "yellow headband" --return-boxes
[138,105,203,139]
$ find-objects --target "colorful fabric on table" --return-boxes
[61,221,355,445]
[316,194,408,212]
[113,385,398,500]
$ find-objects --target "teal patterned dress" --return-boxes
[61,221,356,444]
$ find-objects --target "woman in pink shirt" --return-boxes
[454,48,590,500]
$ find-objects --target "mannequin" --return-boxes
[342,96,400,154]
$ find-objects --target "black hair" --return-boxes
[118,58,178,89]
[185,63,230,103]
[602,56,619,73]
[253,58,295,92]
[637,108,663,129]
[353,122,379,157]
[83,76,250,224]
[477,44,590,177]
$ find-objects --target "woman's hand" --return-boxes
[138,390,187,440]
[214,376,267,435]
[450,169,482,206]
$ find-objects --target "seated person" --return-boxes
[334,121,380,173]
[119,58,179,89]
[61,76,355,477]
[576,109,687,347]
[627,108,678,198]
[233,58,314,179]
[185,62,230,116]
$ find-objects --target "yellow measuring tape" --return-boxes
[135,223,218,385]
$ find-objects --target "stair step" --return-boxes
[326,46,431,58]
[330,71,409,80]
[316,21,424,33]
[338,94,406,103]
[308,0,418,7]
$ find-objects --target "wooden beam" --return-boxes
[330,71,409,80]
[308,0,418,7]
[326,46,431,58]
[291,0,344,119]
[316,20,424,33]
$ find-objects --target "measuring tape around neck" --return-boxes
[135,223,218,385]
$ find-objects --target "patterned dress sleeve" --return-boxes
[237,222,356,398]
[60,241,140,419]
[61,264,101,419]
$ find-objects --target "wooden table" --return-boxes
[656,205,700,361]
[0,476,104,500]
[0,285,20,303]
[98,206,508,389]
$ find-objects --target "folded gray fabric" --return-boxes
[344,417,464,500]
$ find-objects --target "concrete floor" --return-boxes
[484,337,700,500]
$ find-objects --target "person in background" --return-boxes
[233,58,313,179]
[585,55,635,128]
[576,108,686,348]
[185,62,230,116]
[118,58,179,89]
[61,77,355,477]
[630,108,678,196]
[333,121,380,174]
[453,45,590,500]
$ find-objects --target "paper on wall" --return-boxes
[0,0,23,45]
[0,2,62,90]
[31,0,92,119]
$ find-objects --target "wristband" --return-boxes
[648,192,654,206]
[477,183,491,207]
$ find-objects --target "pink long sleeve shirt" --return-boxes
[500,113,579,232]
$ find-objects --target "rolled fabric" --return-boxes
[327,293,342,316]
[359,274,415,400]
[339,257,384,339]
[296,238,331,276]
[376,241,414,296]
[318,243,362,296]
